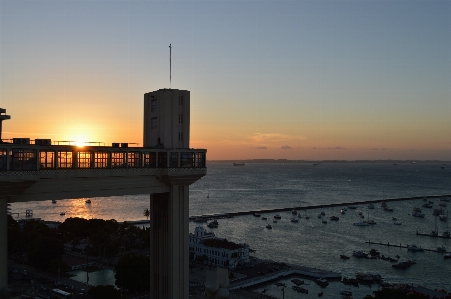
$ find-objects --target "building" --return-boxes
[189,226,250,269]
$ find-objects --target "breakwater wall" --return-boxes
[190,194,451,221]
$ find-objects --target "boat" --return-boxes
[340,209,345,214]
[233,162,245,166]
[353,221,370,226]
[392,217,397,221]
[273,220,277,223]
[340,254,350,259]
[322,220,327,224]
[340,290,352,296]
[266,224,272,229]
[348,205,357,209]
[439,214,447,221]
[274,214,281,219]
[261,217,267,220]
[437,246,446,252]
[422,203,433,208]
[60,212,65,216]
[444,253,451,259]
[384,206,393,211]
[330,215,339,221]
[364,219,376,225]
[433,208,444,216]
[292,209,297,215]
[317,213,322,218]
[297,214,302,218]
[352,250,368,258]
[321,211,325,216]
[407,244,424,252]
[413,207,422,212]
[443,231,450,238]
[51,200,57,204]
[412,211,425,218]
[315,278,329,287]
[440,198,450,202]
[207,220,218,228]
[305,215,310,219]
[291,218,299,223]
[367,203,374,209]
[394,222,402,225]
[85,199,91,204]
[253,212,261,217]
[439,203,447,207]
[318,292,323,297]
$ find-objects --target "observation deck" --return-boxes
[0,141,206,202]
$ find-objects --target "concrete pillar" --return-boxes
[149,186,189,298]
[0,198,7,290]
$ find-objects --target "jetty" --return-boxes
[189,194,451,221]
[415,231,451,239]
[365,241,450,253]
[229,264,341,291]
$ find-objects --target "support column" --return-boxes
[149,186,189,299]
[0,198,7,290]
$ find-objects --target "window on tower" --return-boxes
[151,117,158,129]
[151,99,157,112]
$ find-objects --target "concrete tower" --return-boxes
[0,108,11,142]
[144,89,190,148]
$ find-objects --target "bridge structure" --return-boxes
[0,89,207,298]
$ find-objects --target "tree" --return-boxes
[88,285,121,299]
[143,208,150,220]
[114,253,150,293]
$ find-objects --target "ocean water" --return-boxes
[9,162,451,297]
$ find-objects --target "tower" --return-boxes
[144,89,190,149]
[0,108,11,142]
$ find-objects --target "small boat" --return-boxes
[348,205,357,209]
[384,206,393,211]
[207,220,218,228]
[233,162,245,166]
[273,220,277,223]
[85,199,91,204]
[394,222,402,225]
[353,221,370,226]
[253,213,261,217]
[352,250,368,258]
[291,218,299,223]
[266,224,272,229]
[318,292,323,297]
[340,290,352,296]
[315,278,329,287]
[392,217,397,221]
[340,254,350,259]
[412,211,425,218]
[52,200,57,204]
[443,231,450,238]
[444,253,451,259]
[292,209,298,215]
[340,209,345,214]
[298,214,302,218]
[367,203,374,209]
[60,212,66,216]
[321,211,325,216]
[422,203,433,208]
[363,219,376,225]
[407,244,424,252]
[322,220,327,224]
[261,217,267,220]
[330,215,339,221]
[274,214,281,219]
[317,213,322,218]
[437,246,446,252]
[305,215,310,219]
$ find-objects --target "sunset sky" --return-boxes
[1,0,450,161]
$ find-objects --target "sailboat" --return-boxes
[363,210,376,225]
[431,216,438,236]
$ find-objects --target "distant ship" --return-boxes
[233,163,245,166]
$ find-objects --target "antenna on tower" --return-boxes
[169,43,172,88]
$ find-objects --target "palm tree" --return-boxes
[143,208,150,220]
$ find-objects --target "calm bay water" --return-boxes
[9,162,451,297]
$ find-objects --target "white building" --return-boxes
[189,226,250,269]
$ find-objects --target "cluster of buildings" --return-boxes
[189,226,249,269]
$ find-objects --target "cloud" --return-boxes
[251,133,306,143]
[312,146,346,150]
[254,146,268,149]
[281,145,292,150]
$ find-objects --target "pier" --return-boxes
[189,194,451,221]
[415,231,451,240]
[365,241,450,253]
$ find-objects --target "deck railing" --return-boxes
[0,144,206,171]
